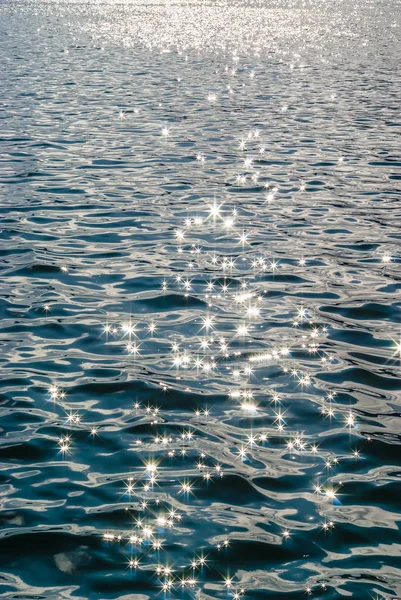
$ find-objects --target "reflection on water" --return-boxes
[1,0,401,598]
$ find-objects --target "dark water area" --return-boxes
[1,1,401,598]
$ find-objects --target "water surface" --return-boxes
[1,1,401,598]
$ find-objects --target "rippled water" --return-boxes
[1,1,401,598]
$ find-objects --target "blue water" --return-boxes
[1,1,401,598]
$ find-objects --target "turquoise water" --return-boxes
[1,1,401,598]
